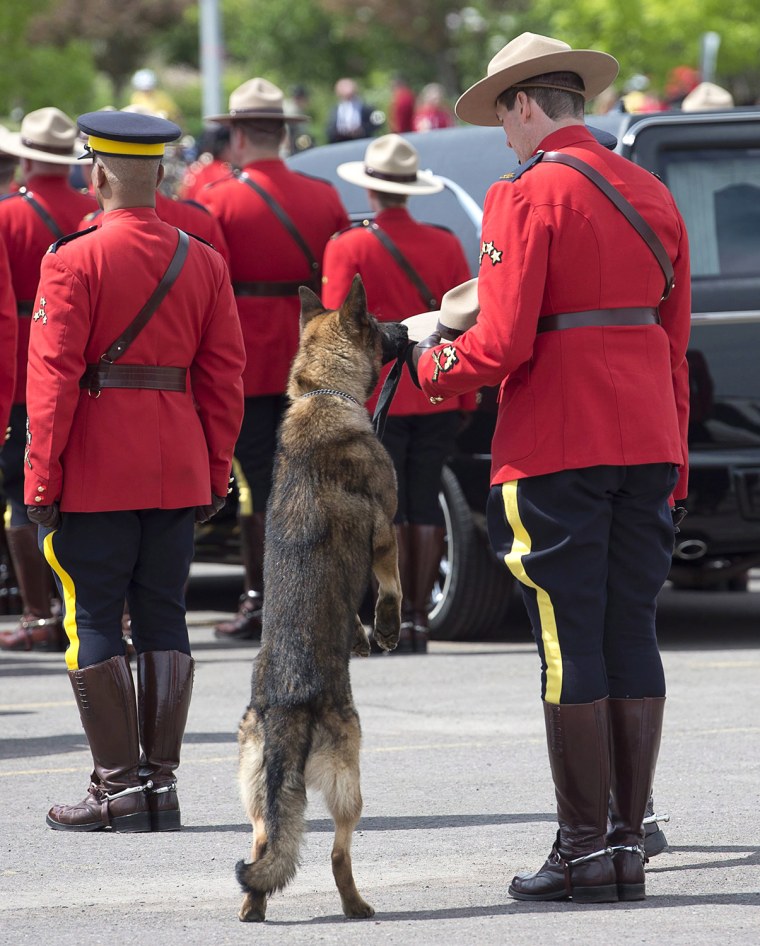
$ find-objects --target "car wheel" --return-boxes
[428,466,514,641]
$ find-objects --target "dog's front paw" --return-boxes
[373,594,400,652]
[351,618,371,658]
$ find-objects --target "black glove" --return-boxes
[380,321,410,365]
[671,506,687,533]
[195,493,227,523]
[27,502,61,529]
[405,331,442,389]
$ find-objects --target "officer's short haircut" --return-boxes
[372,191,407,209]
[238,120,286,147]
[497,71,585,121]
[96,153,162,190]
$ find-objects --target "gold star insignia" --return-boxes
[32,297,47,324]
[489,248,503,264]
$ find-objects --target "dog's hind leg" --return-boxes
[371,514,402,652]
[239,814,269,922]
[309,710,375,918]
[238,710,269,922]
[351,615,371,657]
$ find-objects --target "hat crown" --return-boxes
[439,278,479,329]
[364,134,419,178]
[488,32,572,78]
[229,78,286,116]
[20,107,76,150]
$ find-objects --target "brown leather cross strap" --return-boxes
[84,229,190,396]
[237,172,320,293]
[232,277,319,297]
[538,152,675,301]
[80,365,187,392]
[20,188,64,240]
[536,306,660,334]
[363,221,438,310]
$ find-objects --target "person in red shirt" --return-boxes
[199,78,349,642]
[0,108,97,653]
[412,83,456,132]
[0,237,16,440]
[389,75,416,133]
[322,134,472,652]
[410,33,690,902]
[24,110,245,832]
[178,124,231,201]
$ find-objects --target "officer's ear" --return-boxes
[156,163,165,189]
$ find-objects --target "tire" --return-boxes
[428,466,514,641]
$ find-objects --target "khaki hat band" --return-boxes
[365,166,417,183]
[510,82,585,95]
[21,138,74,156]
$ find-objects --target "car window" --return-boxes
[662,147,760,278]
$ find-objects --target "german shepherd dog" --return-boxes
[236,275,404,922]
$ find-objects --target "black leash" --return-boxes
[371,351,406,441]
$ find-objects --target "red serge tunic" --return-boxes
[0,237,16,435]
[24,208,245,512]
[321,207,473,415]
[198,161,349,397]
[0,175,97,404]
[417,126,691,499]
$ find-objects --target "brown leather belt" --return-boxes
[17,301,34,316]
[233,278,319,298]
[80,364,187,394]
[537,307,660,334]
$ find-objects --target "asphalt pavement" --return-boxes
[1,572,759,945]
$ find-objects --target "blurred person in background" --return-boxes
[327,77,384,143]
[199,78,349,642]
[0,129,19,195]
[283,84,315,155]
[0,108,97,653]
[413,82,457,131]
[178,124,232,201]
[389,74,416,133]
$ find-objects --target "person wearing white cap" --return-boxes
[0,107,98,654]
[322,134,472,653]
[409,33,692,902]
[198,78,350,642]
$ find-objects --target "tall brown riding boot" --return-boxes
[47,655,150,832]
[0,524,64,652]
[214,512,265,641]
[137,650,195,831]
[393,523,415,653]
[509,699,618,902]
[409,524,444,653]
[608,697,666,900]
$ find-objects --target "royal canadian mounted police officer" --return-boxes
[408,33,691,903]
[321,134,472,653]
[198,78,349,642]
[0,109,98,652]
[24,110,245,833]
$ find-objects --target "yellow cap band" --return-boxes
[87,135,165,156]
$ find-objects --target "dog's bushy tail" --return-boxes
[236,706,312,896]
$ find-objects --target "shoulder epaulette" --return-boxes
[48,225,98,253]
[0,191,23,204]
[183,198,211,215]
[499,152,545,183]
[187,232,215,249]
[331,218,373,239]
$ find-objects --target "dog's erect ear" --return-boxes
[340,274,369,329]
[299,285,325,329]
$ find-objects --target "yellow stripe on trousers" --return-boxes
[233,458,253,516]
[500,481,563,704]
[42,531,80,671]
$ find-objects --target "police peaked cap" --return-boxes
[77,110,181,158]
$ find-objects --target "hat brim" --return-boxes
[0,129,81,165]
[401,309,479,343]
[455,49,619,126]
[204,110,309,124]
[337,161,443,195]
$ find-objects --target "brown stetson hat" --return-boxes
[205,77,308,124]
[456,32,619,126]
[337,134,443,196]
[0,107,80,165]
[402,278,479,343]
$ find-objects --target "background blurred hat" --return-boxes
[456,32,619,126]
[338,134,443,195]
[0,107,80,165]
[402,278,479,342]
[132,68,158,92]
[682,81,734,112]
[77,110,181,159]
[205,78,308,123]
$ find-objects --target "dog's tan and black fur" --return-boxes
[236,276,402,922]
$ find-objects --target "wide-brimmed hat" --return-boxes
[0,107,80,165]
[681,81,734,112]
[402,278,479,342]
[337,134,443,196]
[205,77,308,124]
[456,32,619,126]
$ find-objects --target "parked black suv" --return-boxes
[197,107,760,640]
